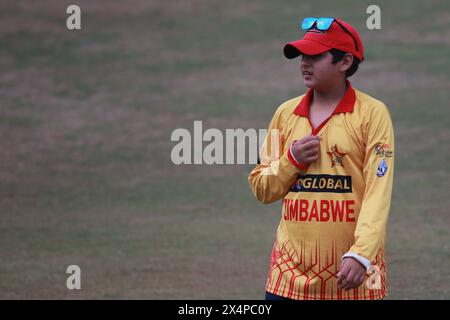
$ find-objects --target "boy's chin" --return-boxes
[303,80,317,89]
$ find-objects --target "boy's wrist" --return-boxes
[341,252,371,271]
[288,140,309,170]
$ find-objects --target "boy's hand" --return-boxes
[291,134,321,165]
[337,257,367,290]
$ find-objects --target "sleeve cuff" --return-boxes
[341,252,371,271]
[287,140,309,171]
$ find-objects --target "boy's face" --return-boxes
[300,51,345,90]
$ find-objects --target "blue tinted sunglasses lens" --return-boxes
[301,17,317,30]
[316,17,334,30]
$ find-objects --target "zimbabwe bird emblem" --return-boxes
[327,144,347,167]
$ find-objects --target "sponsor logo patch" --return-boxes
[376,159,388,177]
[374,143,393,158]
[290,174,352,193]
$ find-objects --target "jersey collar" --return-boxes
[293,80,356,116]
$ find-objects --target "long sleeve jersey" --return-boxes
[248,81,395,300]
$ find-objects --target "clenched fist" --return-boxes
[291,134,321,166]
[337,258,367,290]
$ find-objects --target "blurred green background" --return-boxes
[0,0,449,299]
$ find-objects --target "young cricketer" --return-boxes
[248,17,395,300]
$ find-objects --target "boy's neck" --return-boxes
[311,79,347,109]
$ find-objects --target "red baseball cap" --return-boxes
[284,18,364,61]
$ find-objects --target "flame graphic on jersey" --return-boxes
[266,239,387,300]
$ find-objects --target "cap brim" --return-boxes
[283,39,331,59]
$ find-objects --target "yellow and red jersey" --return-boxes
[248,81,395,300]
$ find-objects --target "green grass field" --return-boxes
[0,0,449,299]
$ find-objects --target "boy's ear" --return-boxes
[339,53,354,72]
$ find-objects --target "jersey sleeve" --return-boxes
[248,106,307,204]
[347,103,395,262]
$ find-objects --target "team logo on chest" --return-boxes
[327,144,347,167]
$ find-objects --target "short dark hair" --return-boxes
[329,48,360,78]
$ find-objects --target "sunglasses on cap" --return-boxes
[300,17,359,52]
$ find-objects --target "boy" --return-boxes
[248,17,394,300]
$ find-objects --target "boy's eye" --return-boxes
[302,53,325,60]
